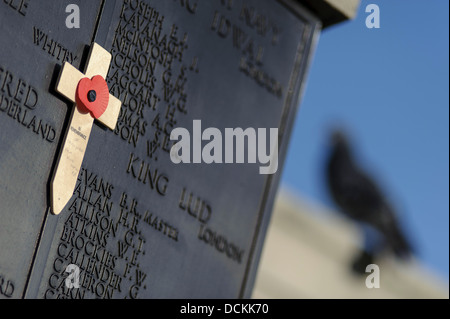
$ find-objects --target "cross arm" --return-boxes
[56,62,121,130]
[56,62,84,104]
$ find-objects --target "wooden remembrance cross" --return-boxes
[52,43,121,215]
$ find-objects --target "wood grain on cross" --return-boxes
[52,43,121,215]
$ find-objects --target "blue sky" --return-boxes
[281,0,449,281]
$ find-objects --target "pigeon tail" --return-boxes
[377,214,413,259]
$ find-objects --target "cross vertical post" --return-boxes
[52,43,121,215]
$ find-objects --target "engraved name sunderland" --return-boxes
[0,0,317,299]
[0,66,56,142]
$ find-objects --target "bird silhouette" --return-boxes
[325,130,412,272]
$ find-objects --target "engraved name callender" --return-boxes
[46,168,151,299]
[40,0,302,298]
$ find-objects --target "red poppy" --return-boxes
[76,75,109,119]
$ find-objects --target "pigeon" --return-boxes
[326,130,412,265]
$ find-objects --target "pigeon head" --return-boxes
[327,128,355,166]
[330,129,351,150]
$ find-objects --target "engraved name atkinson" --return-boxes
[45,165,188,299]
[46,168,149,299]
[0,65,56,142]
[43,0,282,298]
[45,165,242,298]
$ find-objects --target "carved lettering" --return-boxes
[2,0,29,16]
[198,224,244,264]
[109,0,199,164]
[32,27,78,64]
[179,187,212,224]
[46,168,125,299]
[210,5,284,98]
[143,210,179,242]
[126,153,169,196]
[0,274,15,298]
[0,65,56,143]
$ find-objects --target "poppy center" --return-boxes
[87,90,97,102]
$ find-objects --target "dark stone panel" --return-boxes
[0,0,320,298]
